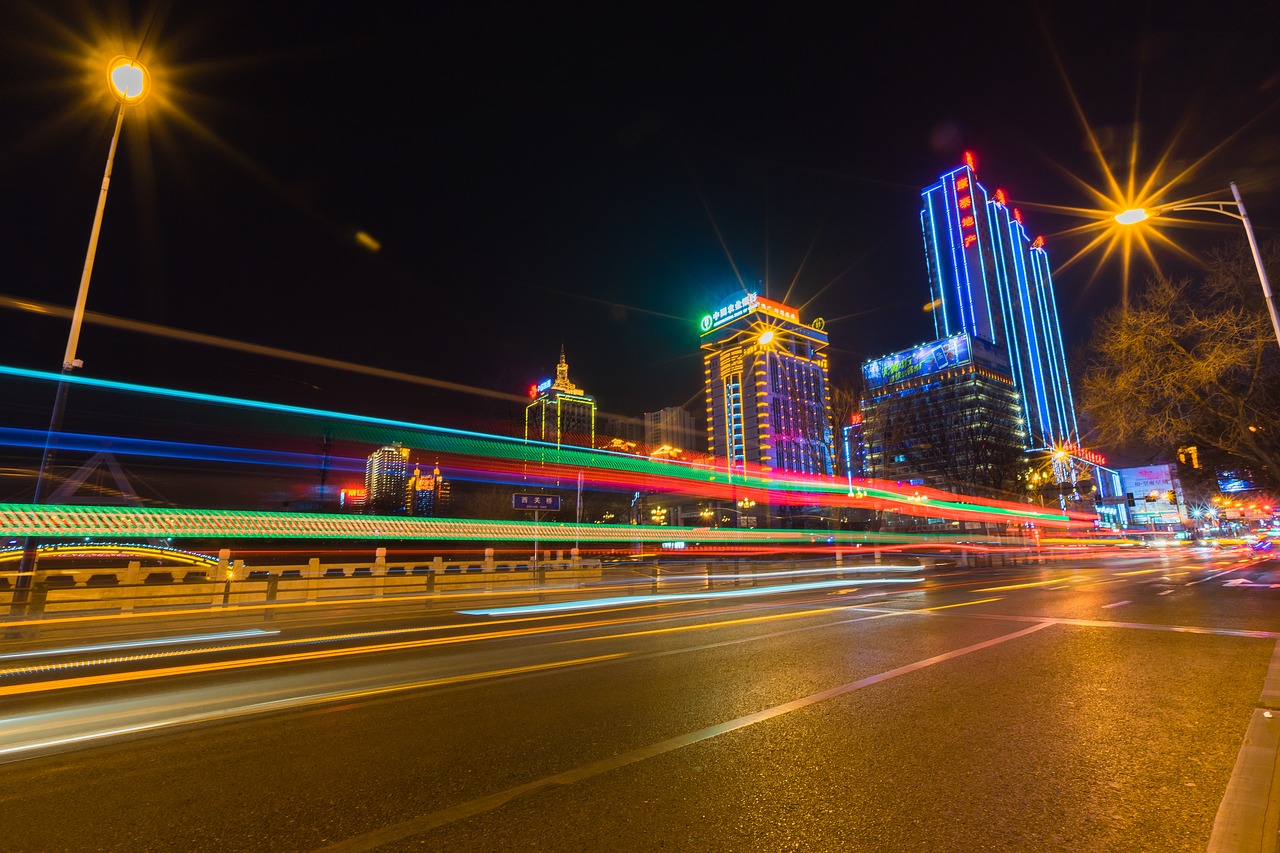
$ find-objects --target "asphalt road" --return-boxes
[1,548,1277,851]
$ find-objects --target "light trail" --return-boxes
[0,629,277,663]
[915,597,1003,611]
[0,653,626,760]
[2,581,915,688]
[565,601,905,643]
[0,361,1091,526]
[975,578,1065,592]
[458,578,923,617]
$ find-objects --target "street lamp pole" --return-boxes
[1115,183,1280,348]
[10,57,149,622]
[1230,183,1280,350]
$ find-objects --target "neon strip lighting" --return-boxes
[0,427,362,472]
[1029,250,1069,444]
[951,173,979,338]
[0,504,1071,541]
[0,369,1088,526]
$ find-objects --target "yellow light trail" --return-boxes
[975,579,1064,592]
[0,654,627,759]
[0,616,635,698]
[565,602,891,643]
[0,293,530,405]
[915,597,1003,611]
[1,593,876,685]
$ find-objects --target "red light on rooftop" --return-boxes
[964,151,977,172]
[994,188,1007,205]
[1032,235,1045,249]
[1013,208,1023,223]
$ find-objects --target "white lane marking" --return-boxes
[317,621,1056,852]
[1103,600,1131,609]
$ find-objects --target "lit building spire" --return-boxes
[552,345,581,394]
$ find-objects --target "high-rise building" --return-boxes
[700,290,835,476]
[906,155,1126,515]
[919,153,1079,452]
[409,464,451,517]
[525,347,596,449]
[598,412,645,447]
[644,406,699,454]
[861,334,1027,496]
[365,443,411,515]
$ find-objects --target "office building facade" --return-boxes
[644,406,699,454]
[700,291,835,476]
[861,334,1026,496]
[919,153,1079,452]
[409,464,452,517]
[365,443,411,515]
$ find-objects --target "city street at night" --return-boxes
[3,4,1279,851]
[1,549,1276,851]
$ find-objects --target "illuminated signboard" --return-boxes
[863,334,972,391]
[955,169,978,249]
[755,296,799,324]
[339,487,367,509]
[529,378,553,398]
[699,292,806,335]
[700,291,758,333]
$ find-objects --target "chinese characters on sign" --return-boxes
[862,334,972,391]
[512,493,562,511]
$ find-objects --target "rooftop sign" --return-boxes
[863,333,972,391]
[700,292,806,335]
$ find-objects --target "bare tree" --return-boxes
[1079,239,1280,492]
[829,379,860,479]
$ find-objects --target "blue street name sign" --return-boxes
[512,493,561,511]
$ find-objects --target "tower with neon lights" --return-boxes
[919,152,1079,452]
[700,291,835,477]
[525,347,596,449]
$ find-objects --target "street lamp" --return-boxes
[1114,183,1280,348]
[10,56,151,621]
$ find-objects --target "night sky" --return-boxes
[2,1,1278,434]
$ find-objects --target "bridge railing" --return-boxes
[0,554,604,620]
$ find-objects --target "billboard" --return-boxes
[700,291,806,335]
[863,334,971,391]
[1118,464,1184,526]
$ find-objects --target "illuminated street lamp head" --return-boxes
[108,56,149,103]
[1114,208,1149,225]
[758,330,775,346]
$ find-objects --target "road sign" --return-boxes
[513,493,561,511]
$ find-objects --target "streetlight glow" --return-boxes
[108,56,149,103]
[1112,184,1280,348]
[11,51,154,623]
[1113,208,1148,225]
